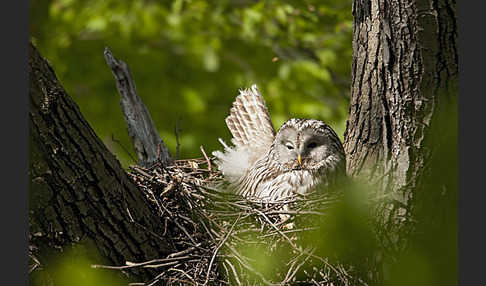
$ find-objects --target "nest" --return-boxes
[95,156,371,286]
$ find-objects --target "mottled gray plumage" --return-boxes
[213,84,345,202]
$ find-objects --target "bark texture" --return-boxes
[344,0,457,208]
[29,43,173,282]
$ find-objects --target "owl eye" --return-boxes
[285,143,294,150]
[307,142,318,149]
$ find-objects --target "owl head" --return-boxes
[271,118,345,172]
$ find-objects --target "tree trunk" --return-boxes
[28,0,458,282]
[28,42,174,283]
[344,0,457,216]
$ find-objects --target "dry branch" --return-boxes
[103,47,173,167]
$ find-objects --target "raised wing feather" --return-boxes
[225,84,276,153]
[213,84,276,183]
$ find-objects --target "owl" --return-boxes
[213,85,345,202]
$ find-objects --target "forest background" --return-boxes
[30,0,353,166]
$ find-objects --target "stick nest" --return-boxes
[99,157,370,286]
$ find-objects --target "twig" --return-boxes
[224,259,243,286]
[203,215,240,286]
[200,145,212,173]
[225,245,277,286]
[111,134,137,163]
[130,165,154,180]
[174,116,182,160]
[173,219,198,246]
[29,253,41,273]
[167,244,201,258]
[167,268,197,285]
[283,248,314,284]
[92,256,192,270]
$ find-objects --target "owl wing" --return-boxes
[213,84,276,183]
[226,84,276,155]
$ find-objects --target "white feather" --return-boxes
[212,139,251,184]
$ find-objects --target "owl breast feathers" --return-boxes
[213,84,345,202]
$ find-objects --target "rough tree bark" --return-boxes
[29,0,457,283]
[28,42,174,283]
[344,0,457,219]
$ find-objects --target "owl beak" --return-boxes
[297,154,302,167]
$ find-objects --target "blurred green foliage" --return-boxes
[30,0,352,167]
[30,244,128,286]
